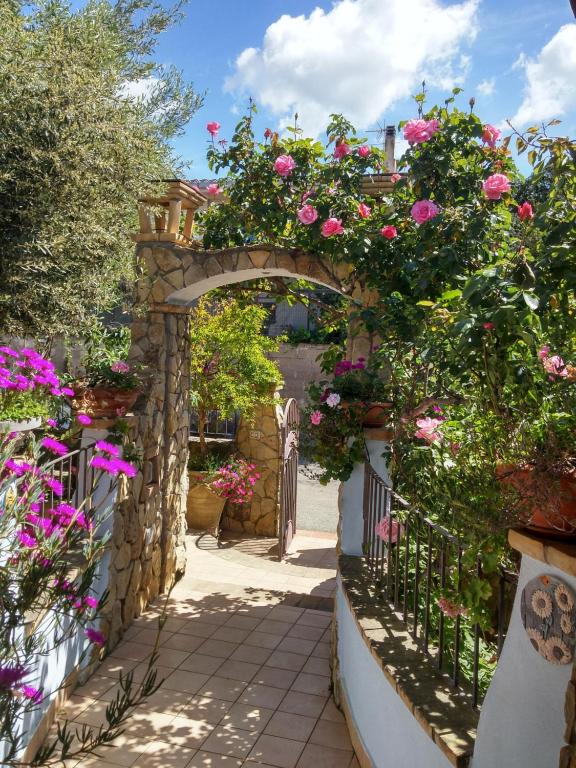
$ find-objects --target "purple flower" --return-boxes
[42,476,64,496]
[21,685,43,704]
[0,665,27,689]
[41,437,69,456]
[46,418,58,428]
[110,458,138,478]
[95,440,120,457]
[77,413,92,426]
[84,596,98,610]
[86,628,106,647]
[90,455,116,473]
[110,361,130,374]
[17,530,37,548]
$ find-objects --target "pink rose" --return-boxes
[437,597,467,618]
[333,141,351,160]
[310,410,323,426]
[357,203,371,219]
[403,118,439,144]
[321,218,345,237]
[538,346,550,360]
[380,225,397,239]
[297,204,319,225]
[411,200,440,224]
[483,322,494,330]
[482,124,501,149]
[390,173,402,184]
[517,202,534,221]
[415,416,443,443]
[375,516,403,544]
[543,355,568,378]
[206,121,221,137]
[206,183,221,196]
[274,154,296,177]
[482,173,511,200]
[358,145,371,158]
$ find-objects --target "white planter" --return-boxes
[0,416,42,433]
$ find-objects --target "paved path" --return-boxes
[58,532,356,768]
[297,464,340,534]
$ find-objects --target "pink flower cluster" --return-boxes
[0,346,74,400]
[211,459,260,505]
[482,124,501,149]
[411,200,440,224]
[374,516,403,544]
[333,358,365,377]
[539,346,568,379]
[333,141,351,160]
[415,416,443,443]
[437,597,467,618]
[403,118,440,144]
[274,154,296,177]
[110,361,130,374]
[482,173,511,200]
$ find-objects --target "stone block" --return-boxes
[276,252,296,272]
[164,269,184,290]
[114,542,132,571]
[154,249,183,273]
[249,250,270,269]
[184,263,207,286]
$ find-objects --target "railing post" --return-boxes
[339,430,392,556]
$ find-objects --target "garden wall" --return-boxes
[268,343,329,404]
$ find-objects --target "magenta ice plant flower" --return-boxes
[41,437,69,456]
[86,628,106,647]
[77,413,92,426]
[21,685,43,704]
[95,440,120,457]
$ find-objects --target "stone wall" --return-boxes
[268,344,329,404]
[222,393,283,537]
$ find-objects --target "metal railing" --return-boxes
[362,461,517,707]
[41,444,96,514]
[190,410,239,439]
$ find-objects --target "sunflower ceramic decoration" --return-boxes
[521,574,576,665]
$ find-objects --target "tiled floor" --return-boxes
[58,532,357,767]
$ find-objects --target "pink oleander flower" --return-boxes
[390,173,401,184]
[297,204,319,225]
[77,413,92,426]
[95,440,120,457]
[321,218,344,237]
[333,141,351,159]
[411,200,440,224]
[517,202,534,221]
[41,437,69,456]
[357,203,371,219]
[310,411,323,426]
[403,118,439,144]
[415,417,443,443]
[206,183,221,196]
[482,173,511,200]
[380,225,397,239]
[483,322,494,330]
[206,121,221,137]
[110,361,130,374]
[21,685,43,704]
[274,154,296,177]
[543,355,568,378]
[86,628,106,647]
[326,393,341,408]
[437,597,467,618]
[358,145,371,158]
[482,124,501,149]
[375,516,402,544]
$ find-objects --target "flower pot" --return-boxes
[0,416,42,433]
[70,386,140,419]
[341,401,393,428]
[187,471,226,537]
[498,464,576,538]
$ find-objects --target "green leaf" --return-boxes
[522,292,539,310]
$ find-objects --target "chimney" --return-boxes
[384,125,396,172]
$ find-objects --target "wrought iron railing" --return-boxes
[362,461,517,707]
[41,444,96,514]
[190,410,239,439]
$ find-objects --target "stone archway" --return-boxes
[108,180,377,641]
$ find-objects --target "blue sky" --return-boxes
[93,0,576,177]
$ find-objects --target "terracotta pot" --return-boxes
[187,471,226,537]
[498,464,576,538]
[341,401,393,428]
[70,386,140,419]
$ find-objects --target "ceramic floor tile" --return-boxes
[247,734,305,768]
[179,695,233,724]
[162,633,205,653]
[320,698,345,723]
[179,653,225,675]
[276,637,316,656]
[215,659,261,683]
[223,614,261,631]
[154,647,191,669]
[256,620,292,637]
[187,751,242,767]
[138,688,192,715]
[310,643,330,660]
[162,669,211,694]
[264,711,316,742]
[296,613,332,629]
[210,626,251,644]
[295,743,353,768]
[251,667,298,690]
[290,673,331,697]
[286,624,325,642]
[229,645,272,665]
[132,740,197,767]
[220,702,274,733]
[265,651,308,673]
[200,724,259,758]
[196,640,239,659]
[245,632,282,650]
[197,676,248,702]
[178,621,222,639]
[309,719,353,751]
[165,716,216,748]
[301,657,330,677]
[239,684,286,709]
[278,691,328,719]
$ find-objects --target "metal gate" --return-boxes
[278,398,299,560]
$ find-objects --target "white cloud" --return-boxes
[477,78,495,97]
[511,24,576,126]
[119,77,160,102]
[225,0,479,136]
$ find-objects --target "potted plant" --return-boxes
[70,323,143,419]
[187,449,260,536]
[0,346,72,432]
[301,353,392,484]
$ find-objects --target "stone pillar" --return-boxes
[472,530,576,768]
[223,391,283,537]
[338,431,392,556]
[346,280,380,362]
